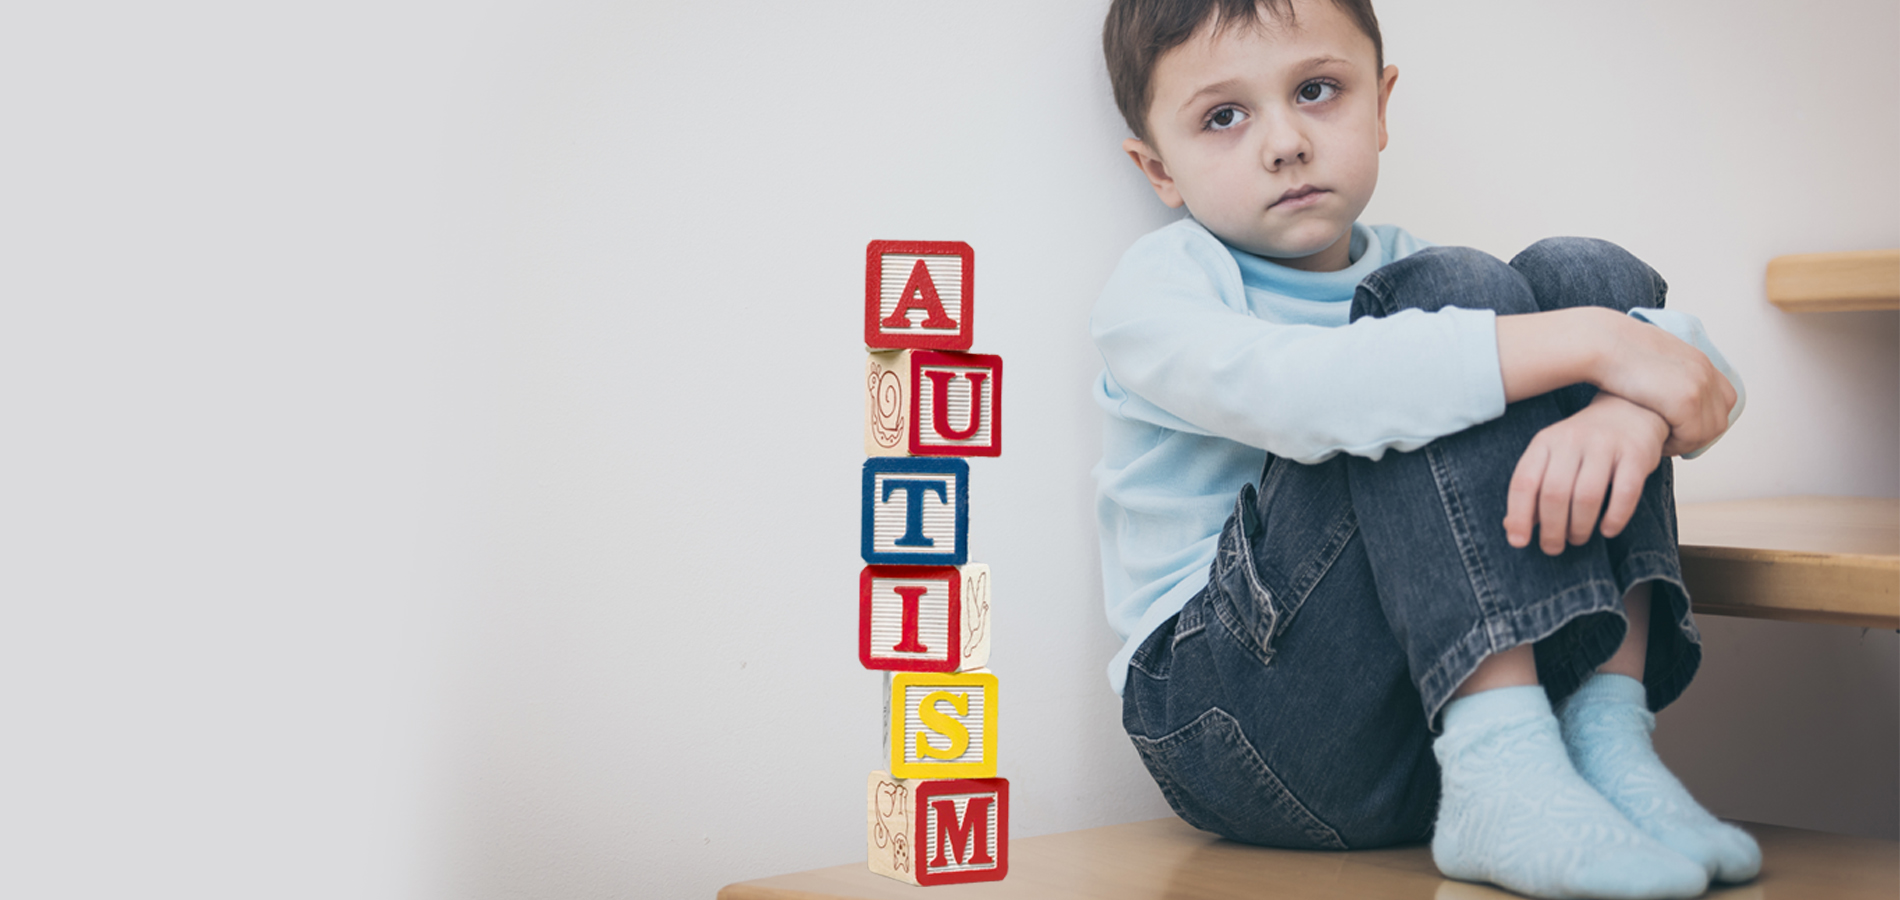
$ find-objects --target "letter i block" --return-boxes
[859,563,991,672]
[862,457,969,566]
[868,771,1010,886]
[864,350,1003,458]
[887,671,997,779]
[865,240,975,351]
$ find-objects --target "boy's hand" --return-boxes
[1591,312,1737,457]
[1504,392,1668,555]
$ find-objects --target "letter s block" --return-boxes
[868,771,1010,886]
[862,457,968,566]
[859,563,991,673]
[865,240,974,351]
[864,350,1003,458]
[887,671,997,779]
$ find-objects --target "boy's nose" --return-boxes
[1261,123,1312,171]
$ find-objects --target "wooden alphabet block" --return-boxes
[868,771,1010,886]
[865,240,975,351]
[861,457,969,566]
[864,350,1003,458]
[886,670,998,779]
[859,563,991,672]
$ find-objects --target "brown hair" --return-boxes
[1103,0,1384,143]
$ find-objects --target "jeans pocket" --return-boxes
[1129,708,1345,850]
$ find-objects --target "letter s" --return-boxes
[915,690,970,760]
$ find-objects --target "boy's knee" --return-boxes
[1509,237,1666,314]
[1351,246,1536,321]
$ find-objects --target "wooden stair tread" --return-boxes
[1678,495,1899,629]
[1765,249,1900,312]
[717,817,1897,900]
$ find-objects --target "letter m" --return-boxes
[929,795,995,869]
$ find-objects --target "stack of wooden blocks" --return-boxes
[858,240,1010,886]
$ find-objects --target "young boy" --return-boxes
[1093,1,1758,898]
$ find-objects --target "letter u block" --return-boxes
[886,671,997,779]
[862,457,969,566]
[868,771,1010,886]
[865,240,975,351]
[859,563,991,673]
[865,350,1003,458]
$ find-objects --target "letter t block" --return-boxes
[861,457,969,566]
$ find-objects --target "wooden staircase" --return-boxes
[1678,248,1900,629]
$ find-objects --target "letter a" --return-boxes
[882,260,958,330]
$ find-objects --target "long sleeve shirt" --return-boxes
[1091,218,1744,695]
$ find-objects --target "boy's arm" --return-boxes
[1094,225,1506,463]
[1504,391,1668,555]
[1495,307,1738,457]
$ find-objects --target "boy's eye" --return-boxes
[1297,80,1340,104]
[1205,106,1248,131]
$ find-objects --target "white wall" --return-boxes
[3,1,1892,898]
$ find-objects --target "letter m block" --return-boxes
[867,771,1010,886]
[859,564,991,673]
[887,671,997,779]
[865,240,974,351]
[862,458,968,566]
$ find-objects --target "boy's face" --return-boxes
[1125,0,1397,272]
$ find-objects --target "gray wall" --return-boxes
[4,1,1892,898]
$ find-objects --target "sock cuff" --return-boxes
[1563,672,1647,713]
[1441,685,1552,735]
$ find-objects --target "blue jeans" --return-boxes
[1120,238,1702,850]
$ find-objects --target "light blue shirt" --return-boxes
[1091,218,1744,695]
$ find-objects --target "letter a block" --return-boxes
[865,240,975,351]
[859,563,991,673]
[862,457,968,566]
[864,350,1003,458]
[868,771,1010,886]
[887,671,997,779]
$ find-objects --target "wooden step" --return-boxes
[1765,248,1900,312]
[1678,495,1899,629]
[718,816,1897,899]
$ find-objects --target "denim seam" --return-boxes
[1425,440,1510,647]
[1417,576,1625,727]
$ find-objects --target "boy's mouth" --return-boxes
[1271,185,1326,209]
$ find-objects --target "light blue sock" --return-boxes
[1560,673,1762,883]
[1433,686,1709,900]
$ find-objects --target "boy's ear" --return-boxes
[1376,64,1399,152]
[1123,138,1185,209]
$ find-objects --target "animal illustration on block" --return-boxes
[859,563,991,672]
[962,565,990,665]
[867,772,913,876]
[867,771,1010,886]
[863,350,1003,458]
[864,240,975,351]
[886,670,998,779]
[861,457,969,566]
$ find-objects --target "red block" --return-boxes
[864,349,1002,458]
[867,771,1010,886]
[859,564,990,672]
[865,240,974,351]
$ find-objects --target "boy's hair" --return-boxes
[1104,0,1384,143]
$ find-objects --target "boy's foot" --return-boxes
[1559,673,1763,882]
[1433,685,1709,900]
